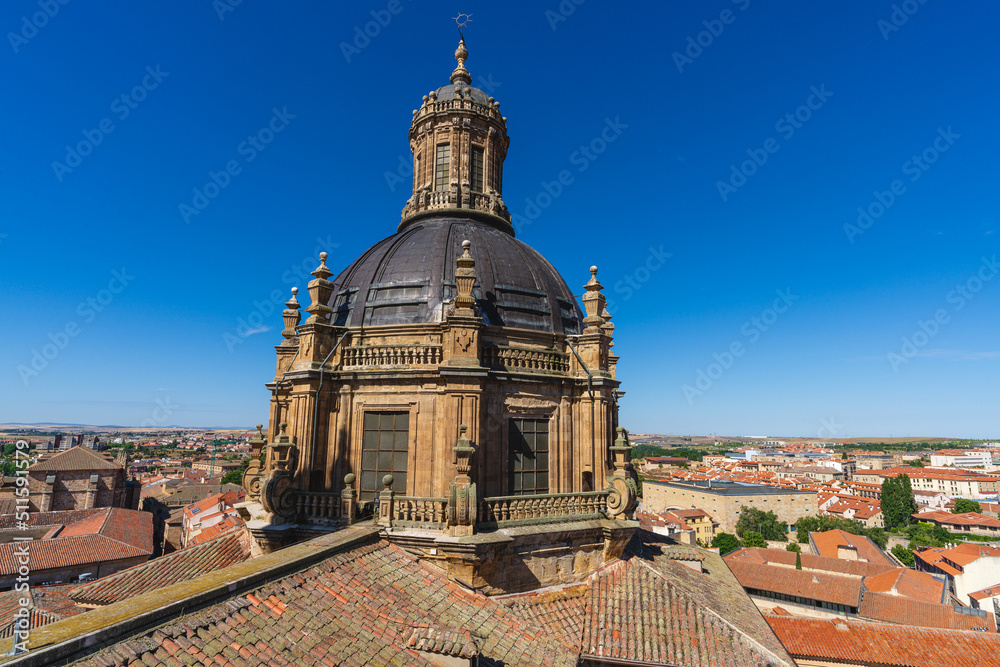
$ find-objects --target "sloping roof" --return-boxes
[727,560,862,607]
[917,510,1000,529]
[970,584,1000,601]
[66,537,579,667]
[503,535,794,666]
[768,616,1000,667]
[0,508,153,575]
[500,585,588,651]
[859,591,996,631]
[188,514,242,546]
[863,567,946,603]
[0,585,81,638]
[70,529,252,606]
[726,546,895,578]
[28,446,121,471]
[810,529,894,565]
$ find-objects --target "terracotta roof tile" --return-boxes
[810,529,894,565]
[69,537,578,667]
[862,568,946,604]
[727,560,862,607]
[0,585,81,638]
[768,616,1000,667]
[859,591,996,631]
[0,508,153,575]
[71,529,252,606]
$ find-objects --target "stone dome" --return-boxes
[329,215,584,335]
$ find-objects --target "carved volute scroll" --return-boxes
[242,424,266,501]
[261,422,299,518]
[606,427,637,520]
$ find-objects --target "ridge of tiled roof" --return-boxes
[768,616,1000,667]
[28,446,121,471]
[70,528,252,606]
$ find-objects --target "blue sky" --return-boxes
[2,1,998,437]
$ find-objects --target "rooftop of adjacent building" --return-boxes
[646,478,815,496]
[767,615,1000,667]
[0,527,795,667]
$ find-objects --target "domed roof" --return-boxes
[431,82,491,105]
[330,216,584,335]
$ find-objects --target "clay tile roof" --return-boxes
[500,585,588,651]
[768,616,1000,667]
[188,514,242,546]
[970,584,1000,601]
[0,508,153,575]
[404,625,479,658]
[70,528,252,606]
[862,568,945,603]
[726,546,896,578]
[69,537,579,667]
[28,446,121,471]
[859,591,997,631]
[727,560,862,608]
[0,585,81,638]
[810,529,894,565]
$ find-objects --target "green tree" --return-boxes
[221,469,243,485]
[953,499,982,514]
[736,506,788,541]
[711,532,741,555]
[892,544,915,567]
[785,542,801,552]
[795,551,802,570]
[742,531,767,548]
[881,474,918,530]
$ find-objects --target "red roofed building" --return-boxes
[0,507,153,588]
[914,510,1000,537]
[767,615,1000,667]
[916,543,1000,605]
[181,490,244,548]
[970,584,1000,617]
[810,529,894,565]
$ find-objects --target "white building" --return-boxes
[930,452,992,468]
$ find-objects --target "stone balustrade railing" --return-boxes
[294,491,341,524]
[483,345,570,374]
[417,98,503,122]
[379,495,448,530]
[341,344,443,369]
[478,490,609,527]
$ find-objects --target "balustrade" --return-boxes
[341,344,443,369]
[478,490,610,527]
[483,345,570,374]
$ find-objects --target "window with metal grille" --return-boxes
[470,146,484,192]
[360,411,409,501]
[508,418,549,495]
[434,144,450,191]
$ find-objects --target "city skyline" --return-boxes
[3,2,998,437]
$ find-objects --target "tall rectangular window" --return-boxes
[360,411,409,501]
[470,146,484,192]
[434,144,450,191]
[508,418,549,495]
